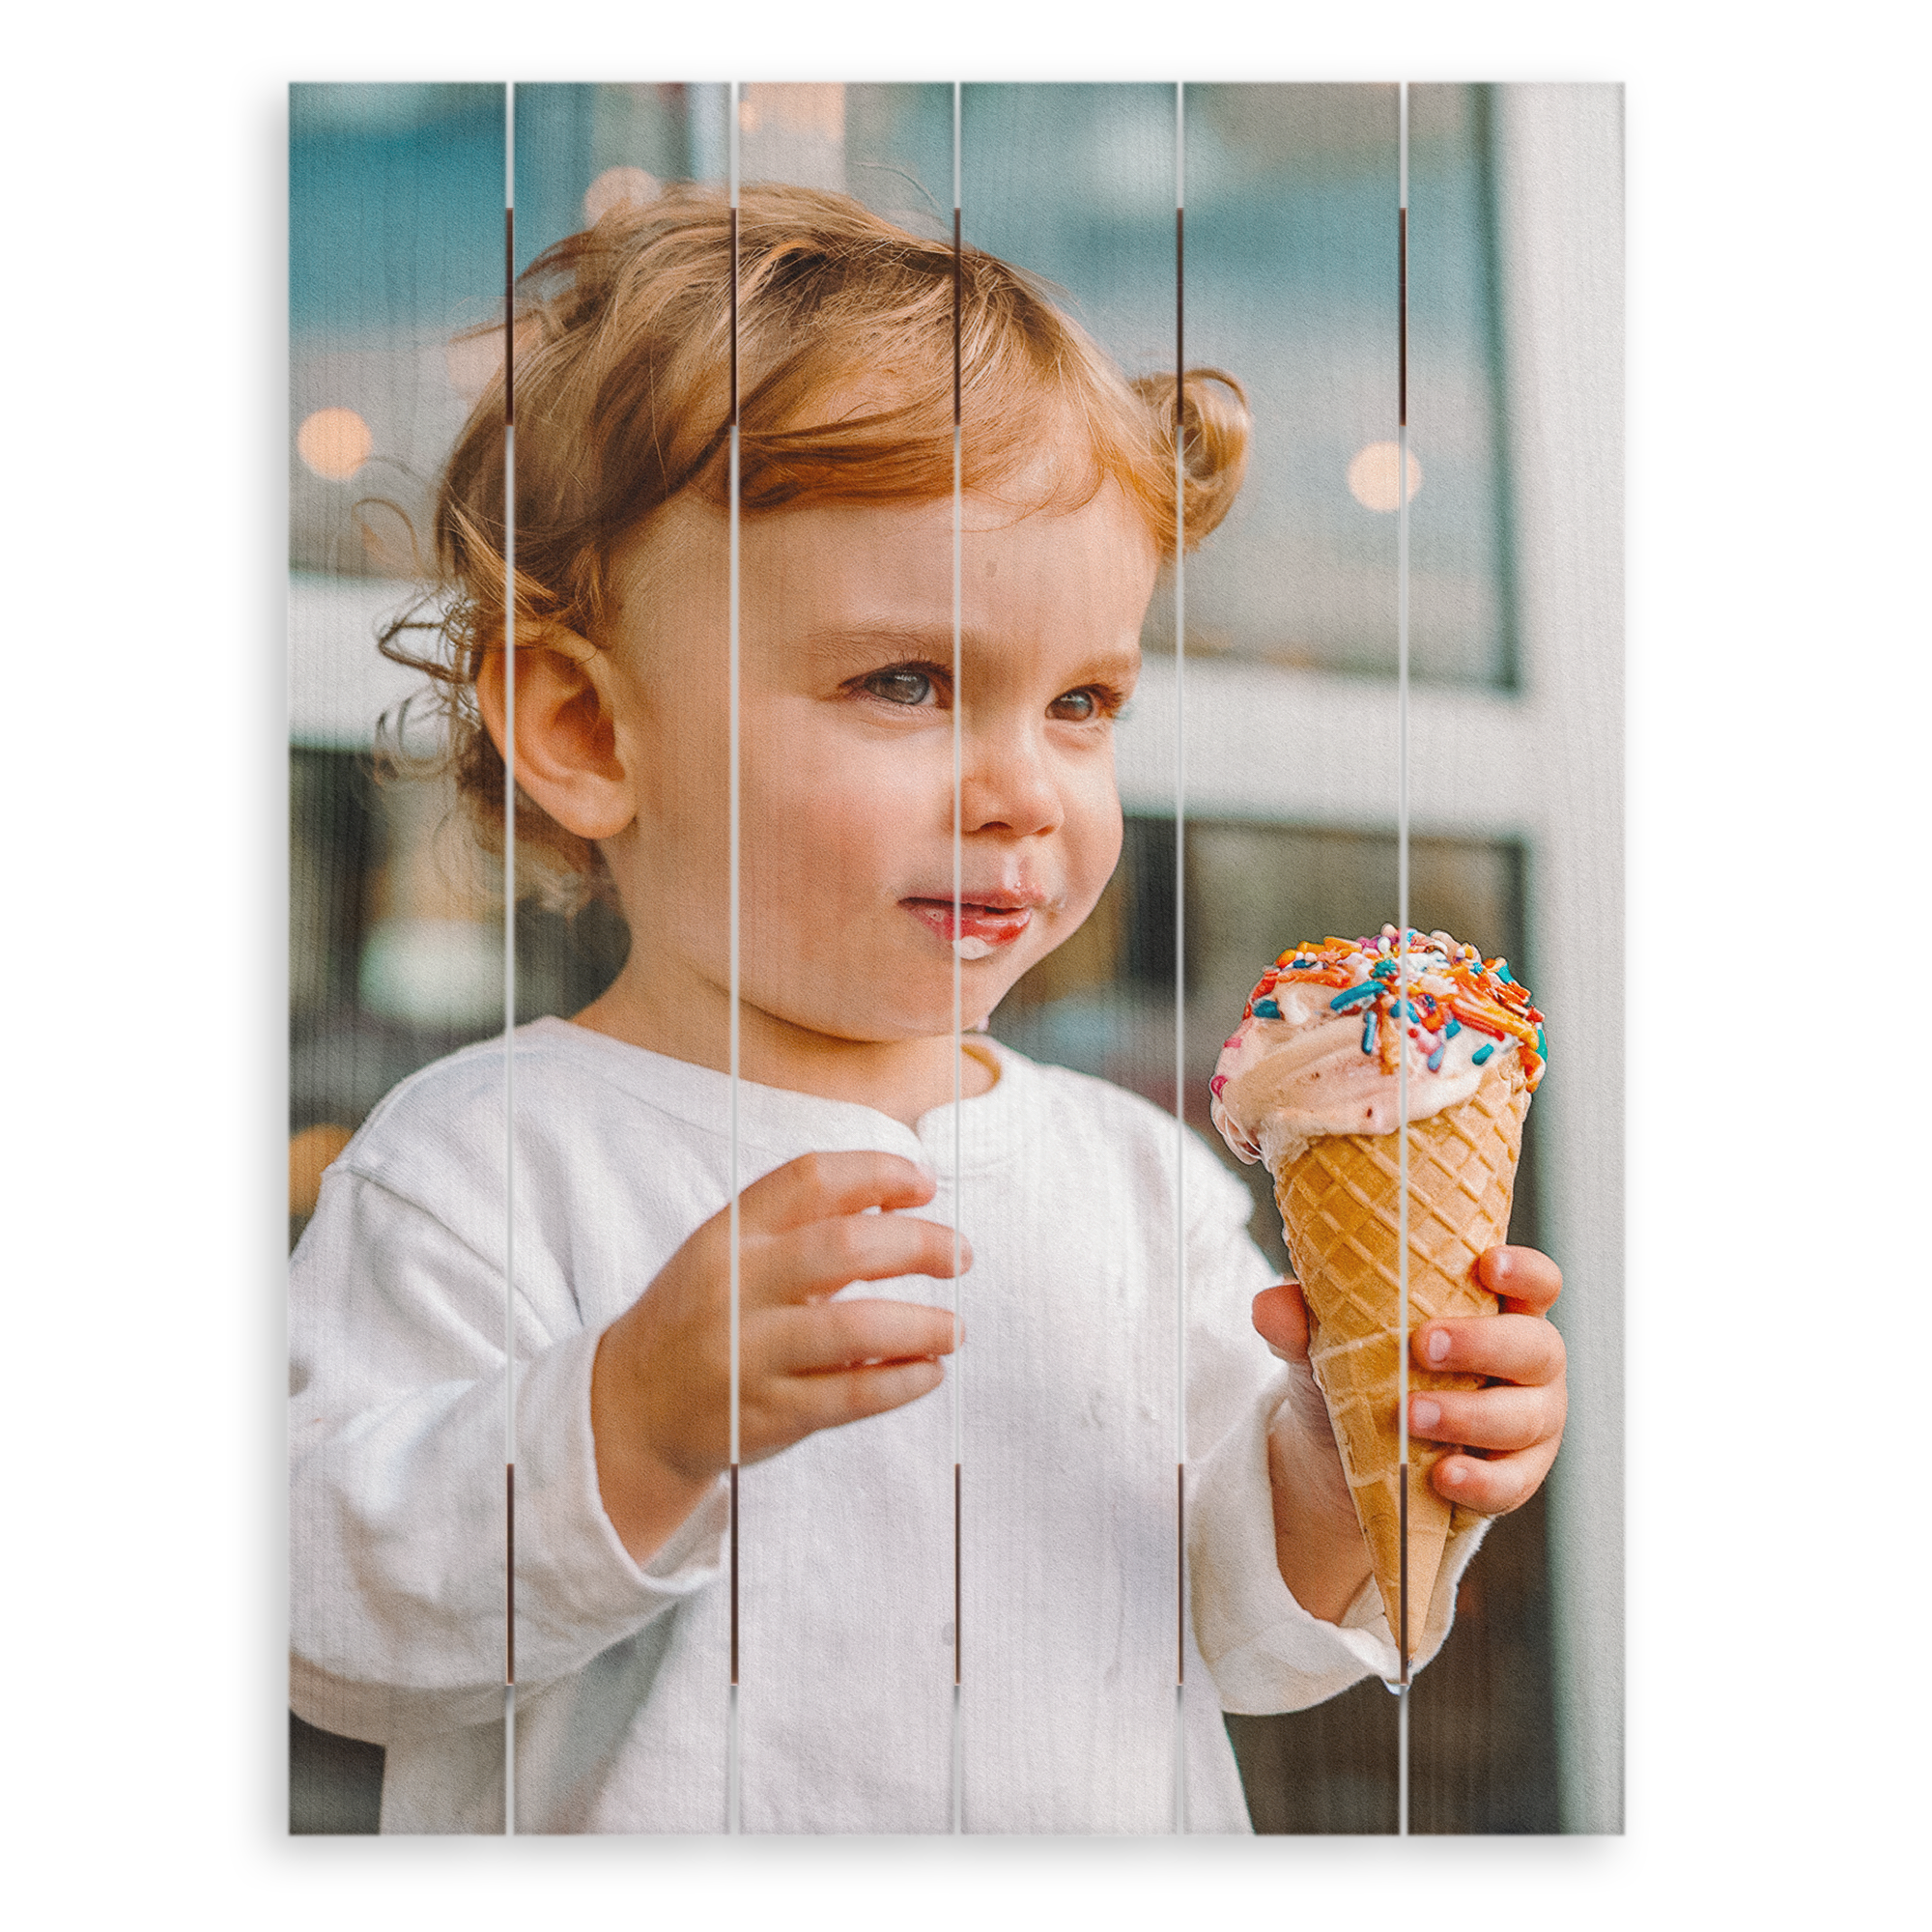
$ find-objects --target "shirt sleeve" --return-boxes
[290,1166,727,1747]
[1179,1132,1487,1714]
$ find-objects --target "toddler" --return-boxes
[290,185,1567,1833]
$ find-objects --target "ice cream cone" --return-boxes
[1209,925,1548,1666]
[1269,1069,1530,1661]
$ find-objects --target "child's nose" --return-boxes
[959,728,1065,838]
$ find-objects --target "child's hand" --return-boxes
[591,1151,966,1563]
[1251,1244,1566,1622]
[1401,1244,1567,1515]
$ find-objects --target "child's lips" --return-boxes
[901,896,1039,953]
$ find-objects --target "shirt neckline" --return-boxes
[517,1015,1031,1173]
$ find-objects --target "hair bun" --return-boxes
[1127,368,1250,552]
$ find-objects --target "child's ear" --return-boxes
[475,632,635,841]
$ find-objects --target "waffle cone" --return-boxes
[1268,1069,1531,1662]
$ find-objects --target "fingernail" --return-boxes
[1439,1460,1463,1489]
[1410,1397,1440,1430]
[1426,1328,1451,1365]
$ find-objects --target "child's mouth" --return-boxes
[901,897,1037,956]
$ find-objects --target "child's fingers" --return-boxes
[1251,1282,1311,1362]
[757,1298,959,1377]
[1407,1382,1562,1456]
[1412,1310,1565,1387]
[771,1357,948,1436]
[1476,1244,1562,1315]
[1428,1443,1555,1517]
[738,1151,940,1235]
[748,1212,969,1308]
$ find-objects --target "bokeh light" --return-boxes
[1346,439,1423,512]
[443,331,501,400]
[297,407,373,480]
[289,1123,354,1220]
[740,83,843,140]
[583,165,662,225]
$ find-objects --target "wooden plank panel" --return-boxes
[1406,75,1631,1832]
[958,79,1182,1839]
[286,79,510,1839]
[498,75,738,1832]
[1175,75,1406,1832]
[729,82,960,1833]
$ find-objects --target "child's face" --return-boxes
[597,469,1159,1050]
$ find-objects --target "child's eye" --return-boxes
[860,666,943,707]
[1048,686,1119,723]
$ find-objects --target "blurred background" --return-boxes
[290,82,1620,1835]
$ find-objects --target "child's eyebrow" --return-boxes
[796,622,961,664]
[796,623,1142,683]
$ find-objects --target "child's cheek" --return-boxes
[1070,784,1126,908]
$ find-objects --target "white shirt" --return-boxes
[290,1019,1480,1833]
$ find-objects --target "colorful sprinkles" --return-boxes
[1237,923,1548,1091]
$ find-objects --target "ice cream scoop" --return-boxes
[1210,926,1545,1169]
[1208,924,1547,1664]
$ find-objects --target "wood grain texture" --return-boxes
[962,82,1187,1827]
[288,80,510,1834]
[283,80,1616,1837]
[1175,87,1406,1839]
[1490,80,1624,1836]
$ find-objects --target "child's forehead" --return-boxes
[607,478,1155,669]
[622,466,1150,576]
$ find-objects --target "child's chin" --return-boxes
[883,981,1011,1041]
[820,951,1028,1040]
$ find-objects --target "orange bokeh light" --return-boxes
[583,165,662,225]
[740,83,843,140]
[298,407,374,480]
[1347,440,1423,512]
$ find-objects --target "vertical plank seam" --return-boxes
[726,79,744,1838]
[1173,77,1189,1838]
[1396,75,1413,1840]
[501,77,519,1839]
[950,78,966,1837]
